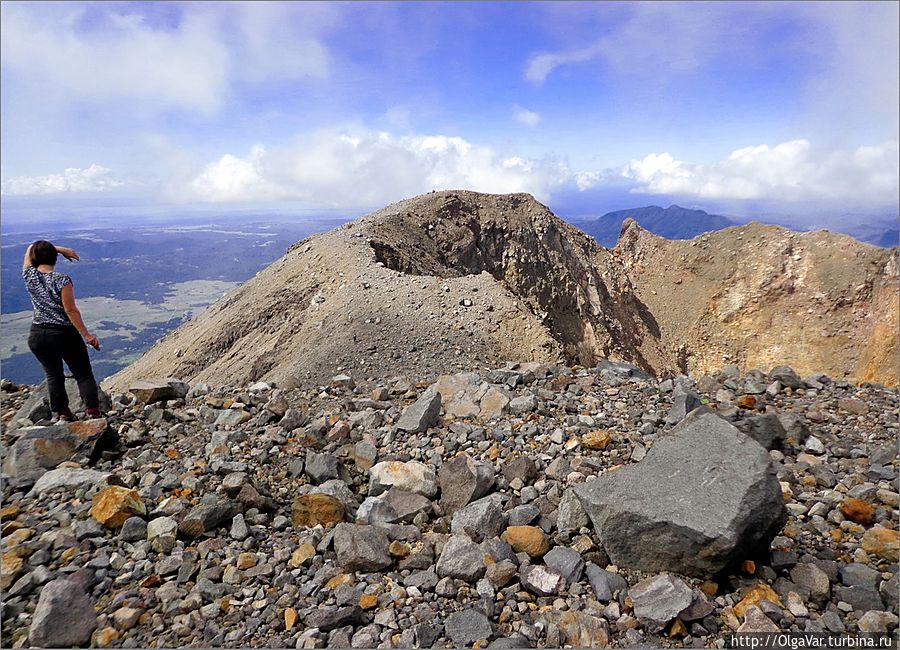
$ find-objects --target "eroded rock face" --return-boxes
[366,192,667,370]
[574,413,786,576]
[615,218,899,385]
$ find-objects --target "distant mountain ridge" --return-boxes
[575,205,734,247]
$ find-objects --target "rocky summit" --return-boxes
[102,191,897,392]
[1,360,898,648]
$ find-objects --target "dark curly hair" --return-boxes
[31,240,59,266]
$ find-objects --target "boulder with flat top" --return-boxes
[573,413,786,577]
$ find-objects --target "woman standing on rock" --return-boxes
[22,240,101,420]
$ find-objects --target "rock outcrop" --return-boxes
[615,218,899,385]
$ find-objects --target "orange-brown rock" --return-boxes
[734,583,783,618]
[501,525,550,558]
[359,594,379,610]
[0,551,25,590]
[291,494,345,528]
[840,498,875,525]
[736,395,759,410]
[284,608,299,632]
[289,543,316,568]
[861,526,899,562]
[93,627,120,647]
[68,418,110,443]
[388,541,411,558]
[325,573,352,589]
[236,553,257,570]
[91,486,146,528]
[668,619,688,638]
[582,430,612,450]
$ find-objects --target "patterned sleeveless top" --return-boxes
[23,266,72,325]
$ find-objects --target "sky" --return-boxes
[1,1,898,226]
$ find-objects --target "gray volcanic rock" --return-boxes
[520,564,565,596]
[369,461,438,498]
[178,501,236,539]
[629,573,694,632]
[396,391,441,433]
[585,564,628,601]
[736,412,787,450]
[304,605,363,631]
[665,385,701,424]
[305,451,341,484]
[770,365,804,389]
[129,378,184,404]
[450,496,505,543]
[436,535,486,582]
[556,488,590,532]
[445,609,493,646]
[573,413,786,576]
[543,546,585,584]
[332,523,392,572]
[439,453,495,515]
[29,578,98,647]
[3,425,78,485]
[28,467,110,495]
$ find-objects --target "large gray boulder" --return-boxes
[573,413,786,577]
[2,419,116,488]
[29,578,98,647]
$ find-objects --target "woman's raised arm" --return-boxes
[22,244,34,270]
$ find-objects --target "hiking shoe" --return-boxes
[55,409,75,422]
[86,407,102,418]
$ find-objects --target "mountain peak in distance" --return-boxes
[576,205,734,247]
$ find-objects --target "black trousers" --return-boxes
[27,323,99,413]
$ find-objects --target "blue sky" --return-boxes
[1,1,898,224]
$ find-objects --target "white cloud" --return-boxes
[0,2,333,115]
[526,42,604,85]
[512,104,542,127]
[176,131,584,207]
[1,164,125,195]
[525,4,757,84]
[189,146,284,202]
[623,140,900,203]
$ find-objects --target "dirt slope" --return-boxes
[105,191,672,391]
[614,218,899,385]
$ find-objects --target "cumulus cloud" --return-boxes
[512,104,542,127]
[1,164,125,195]
[177,131,583,207]
[0,2,333,115]
[623,140,899,203]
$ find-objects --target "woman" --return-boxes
[22,240,102,420]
